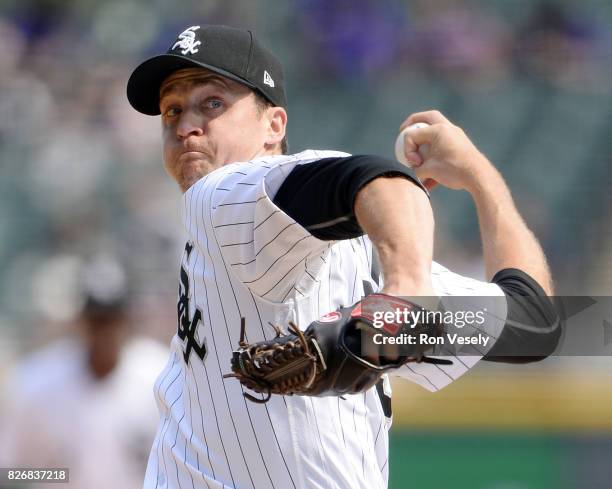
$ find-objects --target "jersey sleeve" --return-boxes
[185,151,348,302]
[389,262,508,392]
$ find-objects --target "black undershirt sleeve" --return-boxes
[483,268,562,363]
[272,155,427,241]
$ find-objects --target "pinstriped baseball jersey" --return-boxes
[143,150,507,489]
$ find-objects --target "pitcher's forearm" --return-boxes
[467,160,554,294]
[355,177,434,296]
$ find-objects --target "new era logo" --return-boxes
[263,70,275,88]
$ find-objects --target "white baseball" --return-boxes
[394,122,430,167]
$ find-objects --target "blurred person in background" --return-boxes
[0,256,168,489]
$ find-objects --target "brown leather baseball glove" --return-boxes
[224,293,453,403]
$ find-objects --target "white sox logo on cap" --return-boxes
[172,26,202,55]
[127,24,288,115]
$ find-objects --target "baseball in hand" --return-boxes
[394,122,430,167]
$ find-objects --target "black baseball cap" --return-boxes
[127,24,286,115]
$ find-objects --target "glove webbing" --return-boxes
[224,318,325,403]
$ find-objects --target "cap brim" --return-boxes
[126,53,257,115]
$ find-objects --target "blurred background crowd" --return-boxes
[0,0,611,488]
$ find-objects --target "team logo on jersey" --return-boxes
[318,311,341,323]
[263,70,275,87]
[172,26,201,55]
[177,241,207,364]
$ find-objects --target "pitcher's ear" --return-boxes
[265,106,287,148]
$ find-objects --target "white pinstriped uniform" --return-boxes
[143,150,507,489]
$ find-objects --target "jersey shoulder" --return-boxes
[187,149,352,194]
[183,149,352,219]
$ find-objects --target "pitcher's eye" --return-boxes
[163,106,182,117]
[205,99,223,110]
